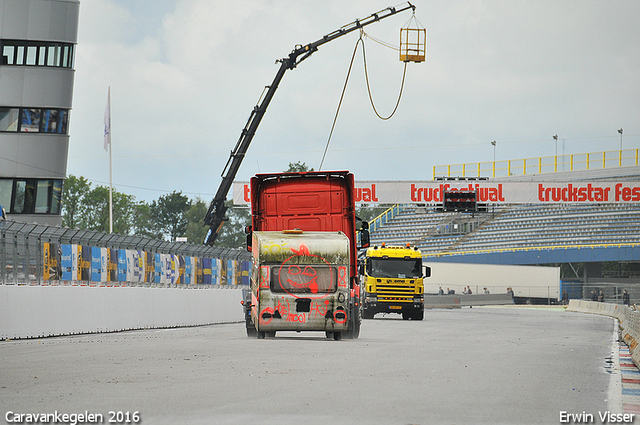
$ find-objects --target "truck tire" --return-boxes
[345,317,361,339]
[246,321,257,337]
[333,332,342,341]
[257,331,266,339]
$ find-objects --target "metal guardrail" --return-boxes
[424,241,640,258]
[434,148,640,179]
[0,220,251,286]
[368,204,407,234]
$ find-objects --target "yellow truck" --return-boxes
[360,243,428,320]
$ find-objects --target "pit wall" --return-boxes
[424,262,559,300]
[0,285,244,340]
[567,300,639,367]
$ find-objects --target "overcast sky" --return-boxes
[68,0,640,203]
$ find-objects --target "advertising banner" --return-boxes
[145,251,155,283]
[241,261,250,285]
[79,245,91,281]
[91,247,108,283]
[42,242,62,281]
[202,258,212,285]
[118,250,127,282]
[233,181,640,205]
[212,258,219,285]
[227,259,235,285]
[107,248,117,282]
[184,256,193,284]
[60,244,77,282]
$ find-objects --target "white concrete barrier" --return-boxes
[424,293,514,308]
[567,299,640,367]
[0,285,244,340]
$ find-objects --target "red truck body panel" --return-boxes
[250,171,358,285]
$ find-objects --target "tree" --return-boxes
[356,204,390,223]
[81,186,136,234]
[131,201,159,239]
[286,161,314,172]
[215,200,251,248]
[61,175,91,229]
[184,197,208,244]
[150,191,191,241]
[62,176,137,234]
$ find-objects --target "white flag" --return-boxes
[103,87,111,151]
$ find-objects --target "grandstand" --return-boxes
[370,202,640,258]
[367,163,640,297]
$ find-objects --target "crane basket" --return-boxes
[399,27,426,62]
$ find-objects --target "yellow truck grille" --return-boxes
[376,283,416,302]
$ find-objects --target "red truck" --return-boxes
[244,171,368,339]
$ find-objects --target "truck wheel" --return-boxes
[363,309,375,320]
[257,331,266,339]
[266,331,276,338]
[246,322,257,337]
[333,332,342,341]
[346,316,361,339]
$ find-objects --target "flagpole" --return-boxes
[105,86,113,233]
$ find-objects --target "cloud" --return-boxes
[68,0,640,203]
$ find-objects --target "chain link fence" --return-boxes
[0,220,251,287]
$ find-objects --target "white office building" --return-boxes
[0,0,80,225]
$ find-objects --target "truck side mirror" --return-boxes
[358,220,370,249]
[423,266,431,278]
[245,225,252,252]
[359,229,370,249]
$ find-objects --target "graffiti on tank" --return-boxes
[287,312,307,323]
[286,264,320,293]
[276,243,334,299]
[261,240,289,254]
[260,296,333,323]
[274,297,291,317]
[310,299,331,318]
[259,266,270,288]
[338,266,347,288]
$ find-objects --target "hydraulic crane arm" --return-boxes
[204,2,416,245]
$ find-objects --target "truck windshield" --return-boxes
[367,258,422,279]
[272,264,337,294]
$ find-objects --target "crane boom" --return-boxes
[204,2,416,245]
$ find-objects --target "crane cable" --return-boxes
[319,34,363,170]
[362,32,408,121]
[319,30,408,170]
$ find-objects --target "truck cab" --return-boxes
[361,243,428,320]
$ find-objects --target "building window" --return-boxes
[0,108,20,131]
[0,178,63,215]
[1,39,74,68]
[0,107,69,134]
[21,108,41,132]
[42,109,68,133]
[0,179,12,209]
